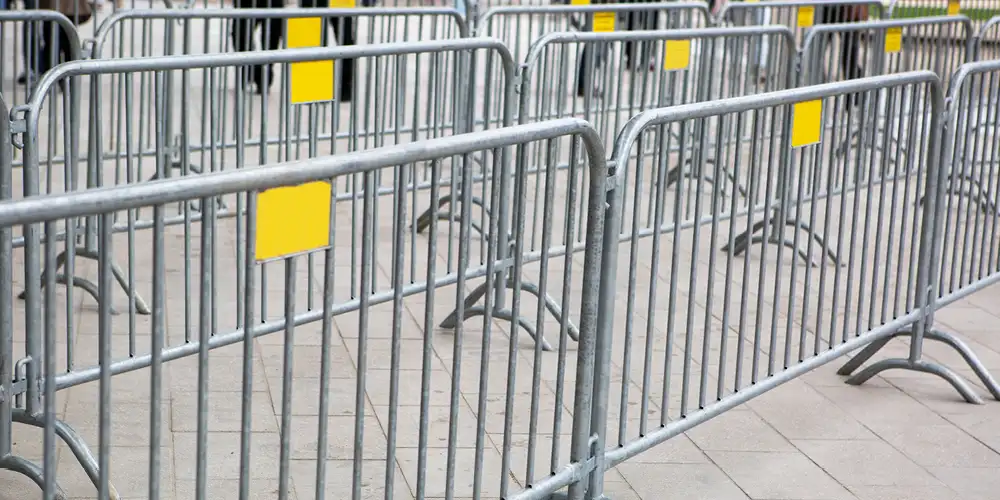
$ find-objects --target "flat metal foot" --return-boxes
[725,214,840,266]
[12,410,122,499]
[19,246,150,316]
[414,193,489,235]
[845,358,984,404]
[836,327,1000,404]
[0,454,68,500]
[440,278,573,351]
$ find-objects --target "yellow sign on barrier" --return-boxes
[885,27,902,53]
[948,0,960,15]
[287,17,335,104]
[797,6,814,27]
[791,100,822,148]
[255,181,332,262]
[331,0,356,6]
[664,40,691,71]
[571,0,591,5]
[593,11,615,32]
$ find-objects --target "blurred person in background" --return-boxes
[298,0,378,103]
[29,0,91,91]
[822,3,866,83]
[232,0,285,94]
[574,0,659,98]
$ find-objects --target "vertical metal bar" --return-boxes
[42,220,57,500]
[278,257,296,500]
[353,169,376,500]
[0,96,12,462]
[97,212,113,500]
[195,187,214,499]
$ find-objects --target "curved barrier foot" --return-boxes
[837,328,1000,404]
[12,410,122,500]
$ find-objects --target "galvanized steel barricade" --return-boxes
[0,91,16,499]
[717,0,882,75]
[798,16,973,86]
[0,10,84,169]
[440,27,797,352]
[516,27,795,196]
[86,7,472,229]
[9,40,514,335]
[475,3,712,132]
[836,60,1000,403]
[517,27,796,146]
[718,0,884,44]
[886,0,999,35]
[477,3,713,47]
[972,14,1000,58]
[0,118,608,499]
[586,72,958,498]
[89,7,469,59]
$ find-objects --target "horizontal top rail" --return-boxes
[609,70,943,182]
[718,0,885,17]
[802,13,971,39]
[94,5,466,28]
[0,118,606,227]
[15,37,516,134]
[945,57,1000,100]
[481,1,711,17]
[91,6,471,53]
[521,25,796,67]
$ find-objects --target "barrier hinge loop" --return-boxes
[9,118,26,151]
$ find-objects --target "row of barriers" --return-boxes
[0,15,982,345]
[2,65,1000,499]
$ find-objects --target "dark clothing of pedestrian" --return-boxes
[299,0,363,102]
[232,0,286,94]
[821,5,865,81]
[576,0,659,97]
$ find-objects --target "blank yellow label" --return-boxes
[791,100,822,148]
[330,0,356,6]
[664,40,691,71]
[287,18,335,104]
[947,0,960,15]
[797,6,814,27]
[255,181,332,262]
[593,11,615,32]
[571,0,591,5]
[885,27,902,53]
[287,17,323,49]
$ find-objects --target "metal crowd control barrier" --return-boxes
[513,27,794,200]
[516,27,796,147]
[719,0,884,44]
[477,3,713,48]
[587,72,961,498]
[750,16,974,262]
[0,117,608,500]
[87,7,471,229]
[799,16,973,86]
[9,39,514,335]
[717,0,884,79]
[887,0,1000,35]
[89,6,469,59]
[474,3,713,133]
[973,14,1000,58]
[0,11,84,169]
[836,60,1000,404]
[436,28,797,349]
